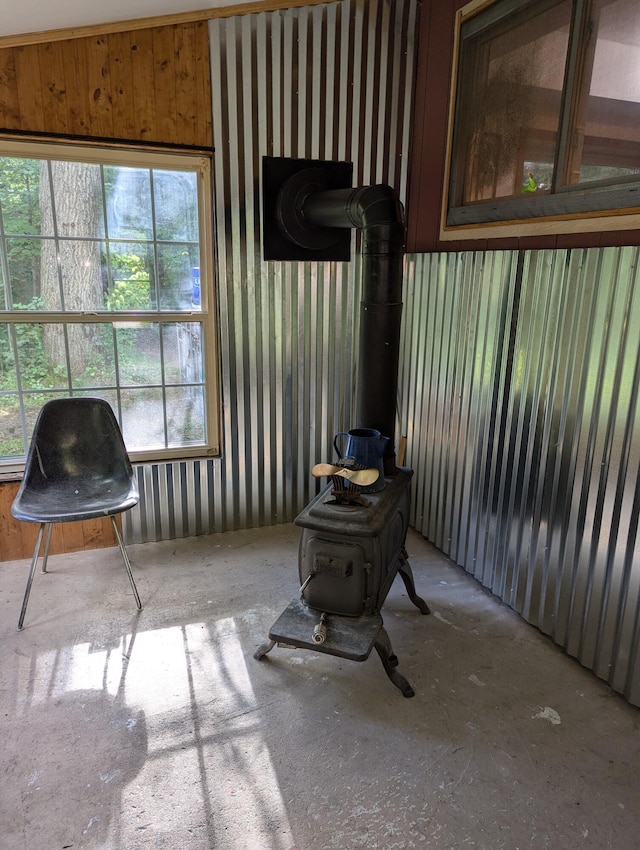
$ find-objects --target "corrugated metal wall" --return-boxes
[124,0,419,539]
[401,248,640,706]
[119,0,640,707]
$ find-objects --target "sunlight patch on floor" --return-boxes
[14,617,294,849]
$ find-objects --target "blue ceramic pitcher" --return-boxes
[333,427,389,492]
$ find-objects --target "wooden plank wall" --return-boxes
[0,20,213,560]
[0,21,212,147]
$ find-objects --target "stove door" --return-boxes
[299,535,370,616]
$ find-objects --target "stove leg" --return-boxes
[254,639,276,660]
[374,627,415,698]
[398,549,431,614]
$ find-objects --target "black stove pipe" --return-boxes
[300,185,405,474]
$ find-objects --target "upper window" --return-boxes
[0,141,219,471]
[446,0,640,228]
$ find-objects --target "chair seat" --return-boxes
[12,477,138,523]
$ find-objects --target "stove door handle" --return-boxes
[299,574,314,594]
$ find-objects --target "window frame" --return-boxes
[0,139,220,472]
[440,0,640,240]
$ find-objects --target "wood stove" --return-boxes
[255,158,430,696]
[255,468,429,696]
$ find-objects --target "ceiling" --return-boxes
[0,0,232,39]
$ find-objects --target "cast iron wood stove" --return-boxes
[255,158,430,696]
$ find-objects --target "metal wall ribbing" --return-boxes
[119,0,640,707]
[124,0,419,539]
[400,248,640,706]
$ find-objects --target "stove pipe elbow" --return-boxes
[302,184,404,251]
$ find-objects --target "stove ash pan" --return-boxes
[296,469,412,617]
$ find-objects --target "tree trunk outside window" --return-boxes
[40,161,104,378]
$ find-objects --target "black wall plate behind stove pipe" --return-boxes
[262,156,354,261]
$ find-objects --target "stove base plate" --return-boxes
[254,598,415,697]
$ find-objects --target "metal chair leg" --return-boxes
[111,516,142,611]
[40,523,54,573]
[17,522,47,631]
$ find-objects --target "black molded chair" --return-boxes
[11,397,142,630]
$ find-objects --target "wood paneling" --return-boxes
[0,482,24,560]
[174,22,198,144]
[39,40,69,134]
[13,45,46,132]
[65,38,91,136]
[86,35,114,138]
[0,49,19,125]
[109,31,135,140]
[0,22,212,148]
[0,481,120,561]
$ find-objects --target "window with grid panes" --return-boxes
[0,141,219,471]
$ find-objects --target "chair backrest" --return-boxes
[23,397,133,488]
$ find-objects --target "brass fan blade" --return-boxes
[311,463,379,485]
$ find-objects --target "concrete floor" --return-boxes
[1,525,639,850]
